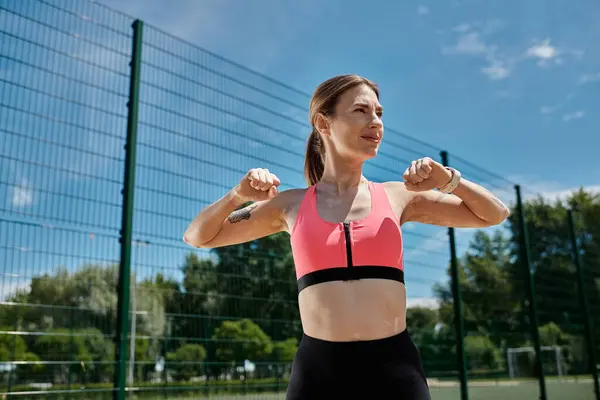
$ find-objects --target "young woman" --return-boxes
[184,74,509,399]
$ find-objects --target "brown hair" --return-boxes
[304,74,380,186]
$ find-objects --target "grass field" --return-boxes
[129,377,596,400]
[11,377,595,399]
[429,378,596,400]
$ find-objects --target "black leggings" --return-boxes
[286,329,431,400]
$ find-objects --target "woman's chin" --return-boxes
[360,146,379,159]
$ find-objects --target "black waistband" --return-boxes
[298,329,422,366]
[301,328,411,351]
[297,266,405,292]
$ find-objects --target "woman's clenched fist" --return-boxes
[402,157,452,192]
[233,168,281,202]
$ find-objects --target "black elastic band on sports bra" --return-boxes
[296,266,405,293]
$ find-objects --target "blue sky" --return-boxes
[101,0,600,190]
[1,0,599,309]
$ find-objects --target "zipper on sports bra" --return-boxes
[343,222,353,268]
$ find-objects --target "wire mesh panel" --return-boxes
[445,154,600,400]
[440,155,546,399]
[127,22,310,399]
[581,204,600,400]
[518,186,599,400]
[0,0,133,398]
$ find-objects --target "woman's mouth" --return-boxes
[361,135,380,143]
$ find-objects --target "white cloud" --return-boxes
[417,5,430,15]
[482,62,510,80]
[562,110,585,122]
[525,39,583,68]
[407,297,440,309]
[453,23,471,33]
[442,21,513,81]
[12,179,33,207]
[539,92,575,117]
[523,184,600,202]
[452,19,506,35]
[537,184,600,203]
[578,72,600,85]
[460,33,491,55]
[526,39,557,60]
[480,19,507,35]
[444,32,487,55]
[0,275,31,302]
[506,175,600,203]
[540,105,556,115]
[444,26,583,81]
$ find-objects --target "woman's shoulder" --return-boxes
[271,187,311,233]
[379,180,412,197]
[278,187,310,200]
[376,181,416,215]
[272,187,310,212]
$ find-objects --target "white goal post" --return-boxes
[506,346,564,379]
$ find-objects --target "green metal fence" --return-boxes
[0,1,598,400]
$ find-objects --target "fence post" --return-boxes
[440,151,468,400]
[114,19,143,400]
[514,185,547,400]
[567,208,600,400]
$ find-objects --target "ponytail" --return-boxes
[303,127,324,186]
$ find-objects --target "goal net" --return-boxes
[506,346,565,378]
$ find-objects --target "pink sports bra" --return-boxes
[290,180,405,292]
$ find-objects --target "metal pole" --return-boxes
[514,185,547,400]
[567,209,600,400]
[114,19,143,400]
[128,280,137,385]
[440,150,468,400]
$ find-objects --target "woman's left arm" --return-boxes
[399,158,510,228]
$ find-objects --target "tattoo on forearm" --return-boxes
[227,204,257,223]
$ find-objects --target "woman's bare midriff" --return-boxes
[297,278,407,341]
[282,185,409,342]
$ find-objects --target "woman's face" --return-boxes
[320,83,384,161]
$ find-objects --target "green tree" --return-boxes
[179,253,221,341]
[507,188,600,354]
[0,329,42,381]
[405,306,456,377]
[431,187,600,377]
[166,343,207,381]
[271,337,298,379]
[0,264,168,385]
[32,328,92,384]
[181,232,300,341]
[464,335,504,372]
[271,337,298,362]
[434,230,518,348]
[212,319,273,378]
[407,306,438,332]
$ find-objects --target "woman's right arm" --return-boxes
[183,168,290,248]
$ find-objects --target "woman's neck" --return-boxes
[318,155,366,193]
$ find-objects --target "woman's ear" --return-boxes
[314,113,331,137]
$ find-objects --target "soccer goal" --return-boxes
[506,346,565,379]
